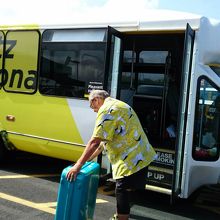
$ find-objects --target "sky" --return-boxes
[0,0,219,25]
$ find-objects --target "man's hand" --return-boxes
[66,162,83,182]
[66,137,101,181]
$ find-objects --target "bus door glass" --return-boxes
[102,26,124,172]
[172,24,195,200]
[104,26,124,98]
[0,31,5,88]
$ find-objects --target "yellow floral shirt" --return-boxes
[92,97,157,179]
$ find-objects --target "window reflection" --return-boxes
[139,51,168,63]
[123,50,136,63]
[40,29,106,98]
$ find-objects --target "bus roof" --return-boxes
[40,10,203,32]
[0,9,219,32]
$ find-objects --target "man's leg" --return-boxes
[113,167,148,220]
[115,180,130,220]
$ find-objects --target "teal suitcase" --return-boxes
[55,161,100,220]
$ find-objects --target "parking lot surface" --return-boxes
[0,153,219,220]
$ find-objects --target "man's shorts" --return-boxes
[116,166,148,191]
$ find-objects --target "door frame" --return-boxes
[104,26,124,98]
[171,23,195,202]
[98,26,124,168]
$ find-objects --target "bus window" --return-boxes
[139,51,168,63]
[193,77,220,161]
[134,72,165,139]
[123,50,136,63]
[120,50,137,103]
[40,29,106,98]
[121,49,173,143]
[138,72,164,87]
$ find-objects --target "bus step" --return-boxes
[145,184,172,195]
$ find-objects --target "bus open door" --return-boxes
[99,26,124,175]
[104,18,220,203]
[172,18,220,201]
[172,23,195,202]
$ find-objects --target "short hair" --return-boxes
[89,90,110,102]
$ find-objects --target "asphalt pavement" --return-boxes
[0,152,219,220]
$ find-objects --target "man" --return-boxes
[66,90,157,220]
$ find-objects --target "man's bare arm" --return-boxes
[66,137,101,181]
